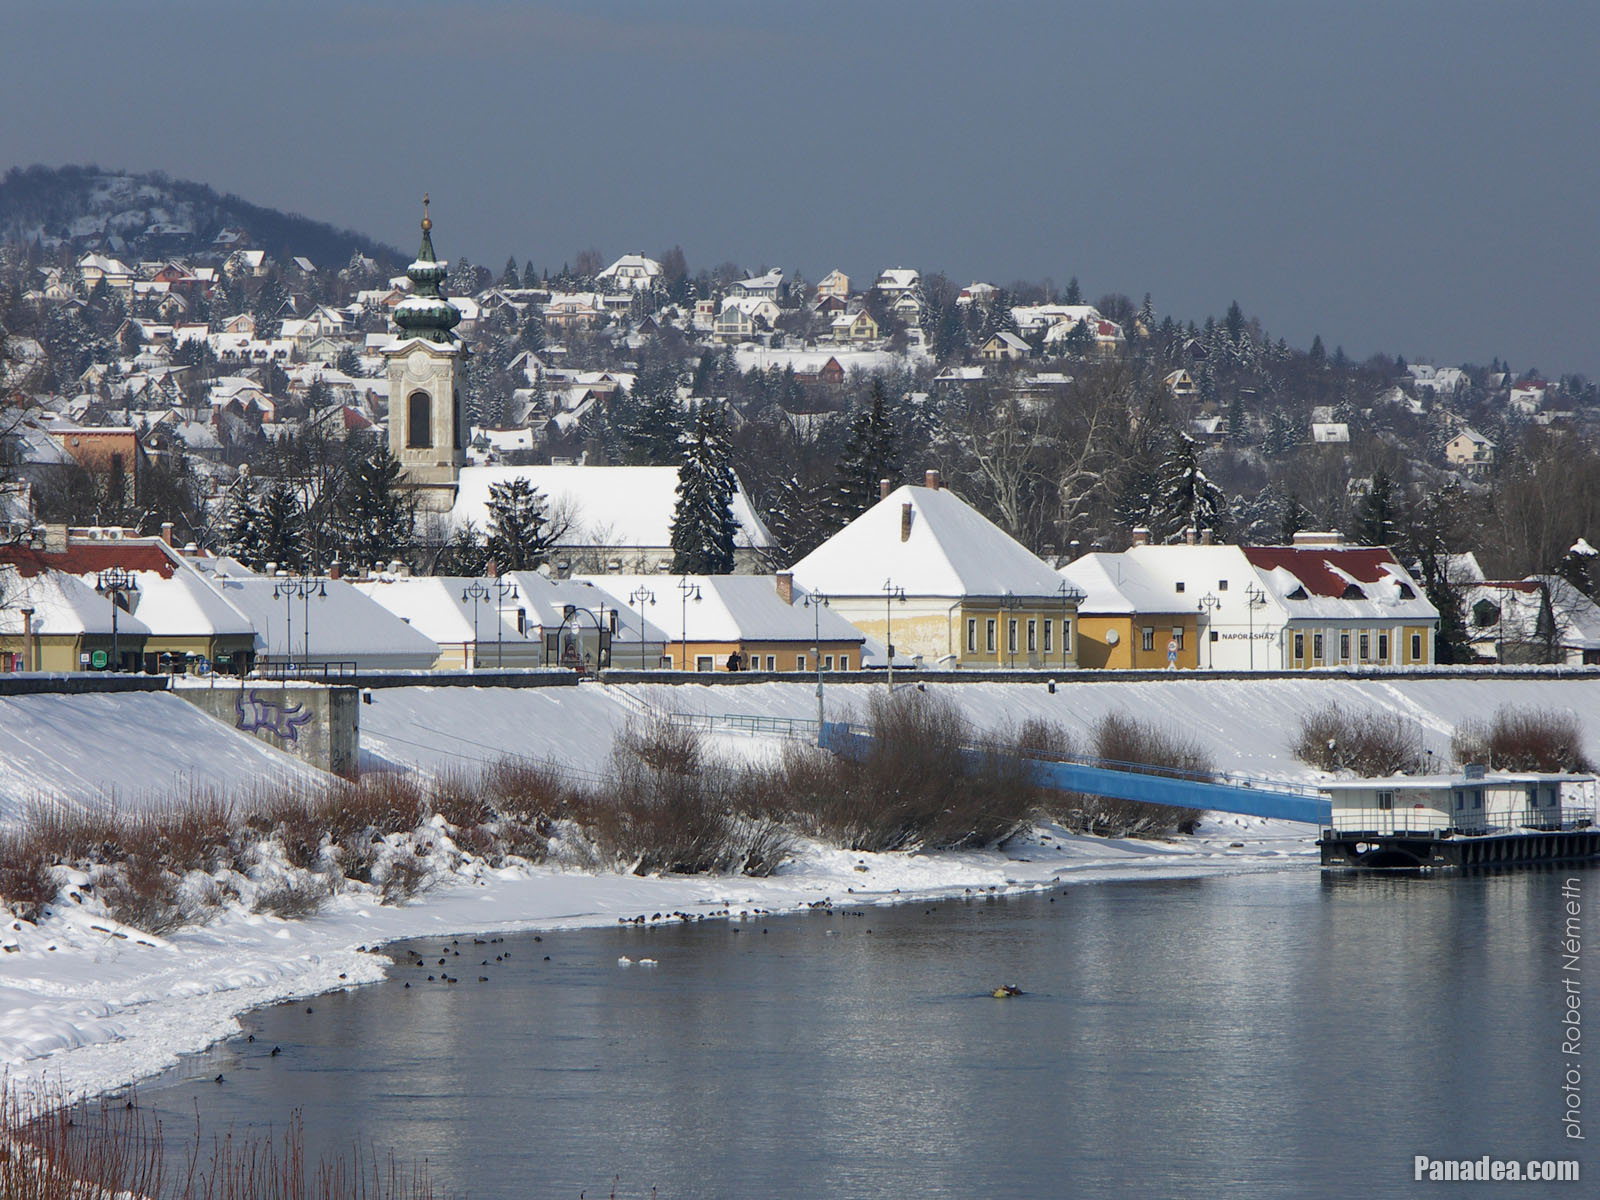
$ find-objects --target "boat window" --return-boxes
[1376,790,1394,811]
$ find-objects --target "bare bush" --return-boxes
[380,850,429,904]
[1453,707,1595,772]
[252,874,333,920]
[0,832,55,921]
[97,856,188,935]
[1048,711,1210,837]
[1295,703,1424,776]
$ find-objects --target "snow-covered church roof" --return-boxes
[447,465,774,551]
[790,482,1064,599]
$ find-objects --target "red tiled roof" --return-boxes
[0,542,177,579]
[1241,546,1404,597]
[1476,579,1543,594]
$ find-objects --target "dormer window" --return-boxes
[1341,583,1365,600]
[1286,586,1308,600]
[1396,582,1416,599]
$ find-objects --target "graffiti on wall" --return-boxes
[235,689,314,743]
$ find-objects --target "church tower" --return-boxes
[383,195,465,512]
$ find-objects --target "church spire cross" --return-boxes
[422,192,431,232]
[395,192,459,344]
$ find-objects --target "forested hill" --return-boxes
[0,165,400,266]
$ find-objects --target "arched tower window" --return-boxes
[407,391,432,448]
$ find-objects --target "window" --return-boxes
[1210,630,1219,642]
[1008,620,1018,654]
[1313,633,1324,660]
[986,619,996,653]
[1377,633,1389,661]
[967,618,977,653]
[1175,581,1186,594]
[797,655,807,671]
[1063,621,1072,654]
[1411,633,1422,662]
[1339,633,1350,661]
[824,655,834,670]
[1142,627,1155,652]
[406,391,432,448]
[1377,790,1394,811]
[765,655,776,671]
[1359,633,1369,660]
[1293,632,1305,660]
[1043,619,1053,653]
[838,655,850,670]
[1027,620,1037,653]
[1472,789,1481,809]
[695,656,714,672]
[1171,627,1184,651]
[1218,579,1228,591]
[1454,790,1465,810]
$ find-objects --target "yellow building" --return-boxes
[1059,553,1201,669]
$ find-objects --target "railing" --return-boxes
[256,660,360,680]
[661,711,820,740]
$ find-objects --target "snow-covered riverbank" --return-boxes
[1,814,1313,1103]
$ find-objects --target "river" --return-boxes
[138,866,1592,1198]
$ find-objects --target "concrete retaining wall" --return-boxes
[175,681,359,778]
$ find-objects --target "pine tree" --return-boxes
[1279,491,1310,543]
[485,477,558,571]
[257,480,307,570]
[340,444,416,569]
[1308,335,1327,367]
[500,257,520,287]
[1150,430,1227,541]
[1064,276,1082,305]
[220,476,267,569]
[832,377,900,525]
[1355,468,1400,547]
[669,401,739,574]
[1136,293,1156,339]
[1224,300,1246,345]
[434,521,489,576]
[625,364,685,464]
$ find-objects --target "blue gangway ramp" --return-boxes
[818,721,1330,826]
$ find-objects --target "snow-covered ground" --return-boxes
[5,671,1598,1103]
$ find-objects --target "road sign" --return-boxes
[91,649,108,669]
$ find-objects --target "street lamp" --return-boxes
[804,590,829,739]
[1197,592,1220,669]
[493,576,519,668]
[1000,590,1023,669]
[559,604,607,675]
[95,567,138,672]
[677,576,702,671]
[1056,579,1084,668]
[272,575,325,672]
[629,585,656,669]
[1244,583,1268,670]
[882,578,907,688]
[462,579,491,669]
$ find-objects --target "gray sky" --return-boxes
[5,0,1597,375]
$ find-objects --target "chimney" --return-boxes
[879,478,893,501]
[1184,527,1196,546]
[1200,529,1214,546]
[328,561,343,581]
[160,521,175,546]
[20,607,34,672]
[1130,527,1150,547]
[901,502,914,542]
[775,572,794,605]
[924,468,942,490]
[44,523,67,552]
[1292,530,1342,547]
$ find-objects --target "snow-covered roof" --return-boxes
[208,575,440,667]
[1241,545,1438,622]
[875,268,919,291]
[94,559,255,638]
[352,575,533,648]
[1058,553,1191,616]
[790,484,1064,599]
[511,572,669,646]
[580,574,865,644]
[447,465,774,550]
[0,567,147,637]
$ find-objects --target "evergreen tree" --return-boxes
[434,521,489,576]
[251,278,288,340]
[521,260,541,290]
[832,377,900,525]
[484,477,559,571]
[1136,293,1155,340]
[1279,491,1310,543]
[500,256,520,287]
[1224,299,1246,345]
[1355,468,1400,547]
[1063,318,1095,357]
[1308,335,1327,367]
[340,443,416,568]
[220,476,267,569]
[1150,430,1227,541]
[1064,276,1082,305]
[256,480,307,571]
[625,364,685,464]
[669,401,739,574]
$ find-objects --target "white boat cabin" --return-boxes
[1323,767,1593,836]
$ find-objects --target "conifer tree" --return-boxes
[1355,468,1400,547]
[832,377,900,526]
[256,480,307,571]
[1064,276,1082,304]
[220,476,267,568]
[669,401,739,575]
[1150,430,1227,542]
[340,444,416,568]
[484,478,559,571]
[626,364,685,464]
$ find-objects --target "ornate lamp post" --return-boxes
[1197,592,1221,669]
[95,567,138,672]
[804,590,829,740]
[1056,579,1085,668]
[462,579,491,670]
[677,576,702,671]
[560,605,607,675]
[493,576,519,668]
[882,578,907,688]
[629,585,656,669]
[272,575,325,671]
[1244,583,1268,670]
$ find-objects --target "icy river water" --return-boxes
[139,867,1593,1199]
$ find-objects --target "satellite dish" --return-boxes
[1105,629,1120,646]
